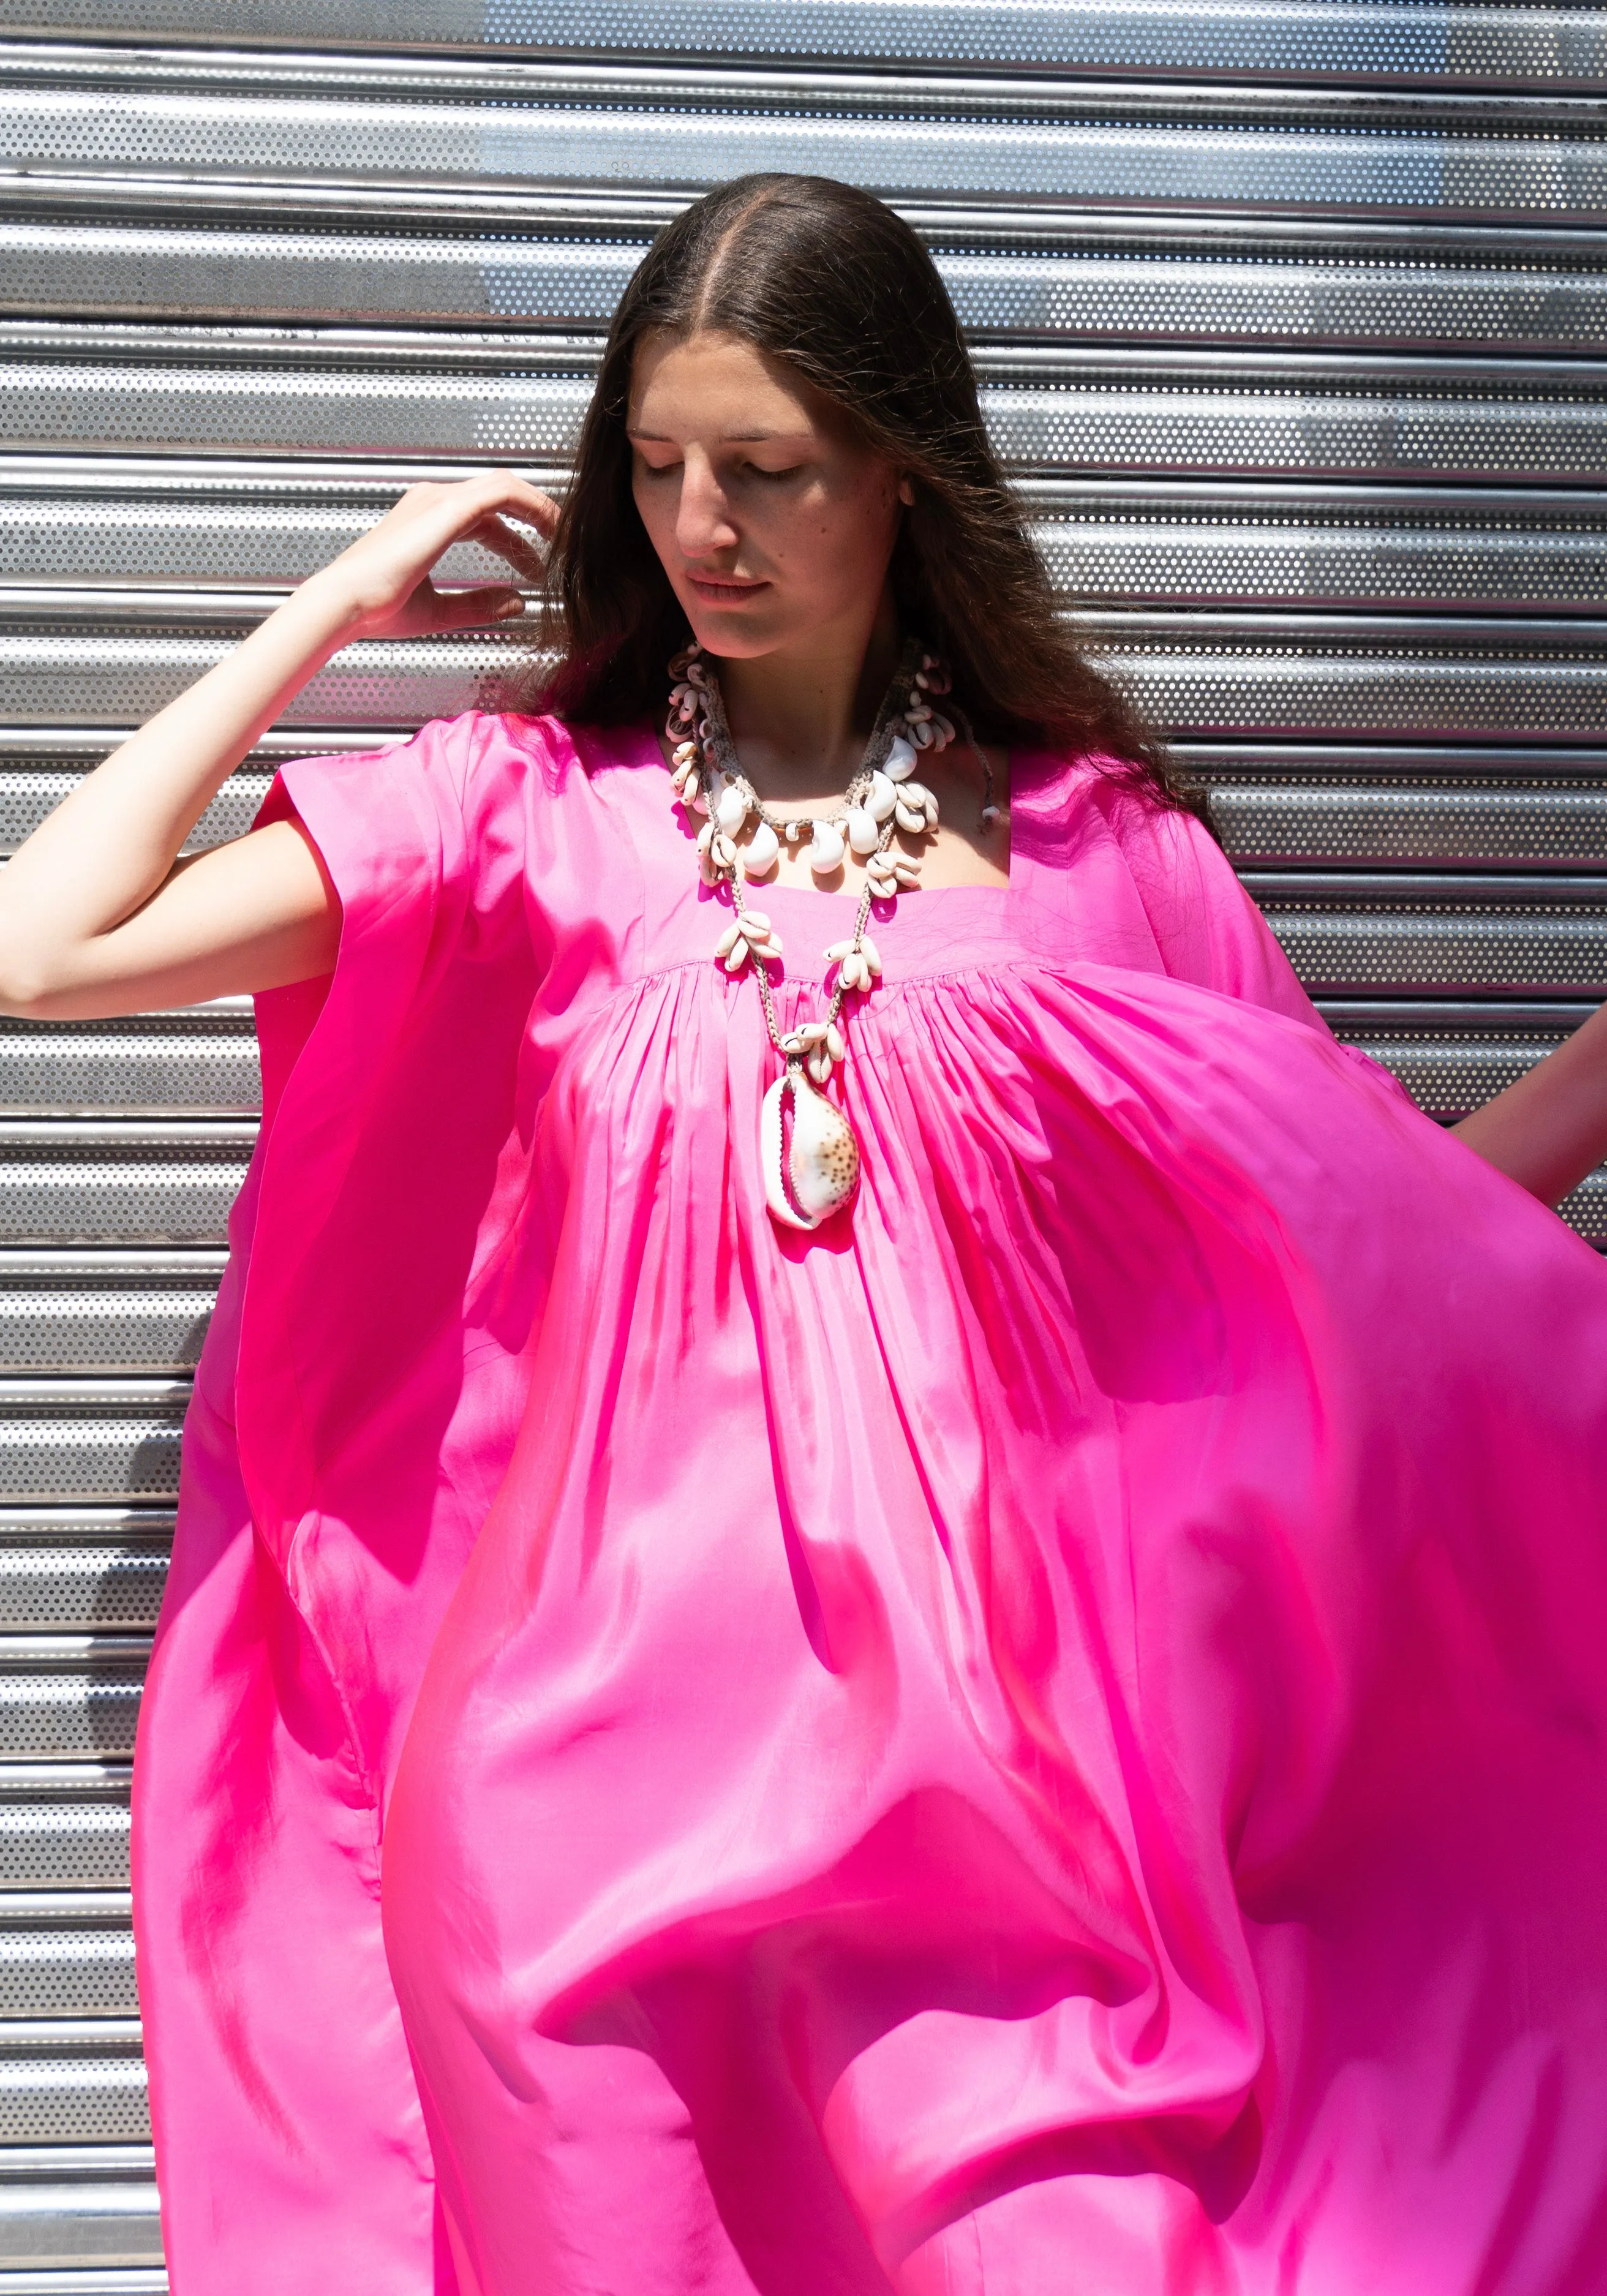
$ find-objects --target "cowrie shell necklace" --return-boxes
[663,640,996,1233]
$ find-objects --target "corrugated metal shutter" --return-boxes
[1,6,1604,2282]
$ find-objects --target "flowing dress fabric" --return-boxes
[132,712,1607,2296]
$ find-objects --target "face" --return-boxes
[627,328,911,661]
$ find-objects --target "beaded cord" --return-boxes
[663,641,992,1087]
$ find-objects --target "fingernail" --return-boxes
[494,597,526,620]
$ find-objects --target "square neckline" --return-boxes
[631,717,1018,901]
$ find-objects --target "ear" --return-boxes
[896,473,916,506]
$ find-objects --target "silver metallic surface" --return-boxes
[0,1019,262,1119]
[0,1383,190,1505]
[0,1258,222,1376]
[0,1639,148,1765]
[4,200,1606,355]
[2,56,1606,221]
[0,2023,148,2145]
[0,1516,172,1633]
[9,331,1607,487]
[0,1126,257,1248]
[5,3,1606,91]
[0,1768,132,1891]
[0,2146,160,2273]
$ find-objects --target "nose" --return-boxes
[676,450,739,562]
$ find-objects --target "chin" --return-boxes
[685,606,789,658]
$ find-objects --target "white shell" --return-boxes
[846,805,881,856]
[744,820,780,875]
[715,784,749,837]
[810,822,846,874]
[760,1069,860,1230]
[866,772,898,824]
[885,736,919,781]
[895,802,925,835]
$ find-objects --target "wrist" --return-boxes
[285,565,380,651]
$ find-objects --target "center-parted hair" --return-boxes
[534,172,1182,807]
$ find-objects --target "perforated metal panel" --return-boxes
[1,6,1603,2286]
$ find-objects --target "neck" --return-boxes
[712,593,901,804]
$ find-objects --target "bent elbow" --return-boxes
[0,936,74,1020]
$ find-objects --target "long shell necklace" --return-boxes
[664,639,997,1233]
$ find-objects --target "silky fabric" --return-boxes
[132,710,1607,2295]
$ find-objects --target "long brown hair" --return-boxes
[532,173,1181,806]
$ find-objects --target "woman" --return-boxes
[2,175,1605,2296]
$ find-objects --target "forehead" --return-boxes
[627,328,826,435]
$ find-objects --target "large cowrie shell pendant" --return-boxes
[760,1066,860,1231]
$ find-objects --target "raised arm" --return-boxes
[1450,1002,1607,1210]
[0,475,555,1021]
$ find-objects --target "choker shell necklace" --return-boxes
[664,639,997,1233]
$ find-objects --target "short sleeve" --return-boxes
[235,712,548,1603]
[1108,791,1327,1032]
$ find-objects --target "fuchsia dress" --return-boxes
[133,710,1607,2296]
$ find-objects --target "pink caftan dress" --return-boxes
[132,709,1607,2295]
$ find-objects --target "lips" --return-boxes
[686,573,769,601]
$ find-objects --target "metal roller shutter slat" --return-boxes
[4,3,1605,92]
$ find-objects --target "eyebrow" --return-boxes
[626,427,811,443]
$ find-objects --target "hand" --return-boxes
[306,472,560,641]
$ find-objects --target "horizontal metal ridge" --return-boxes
[0,2023,141,2052]
[10,171,1607,257]
[0,1898,130,1926]
[0,728,377,764]
[12,334,1607,489]
[0,1641,151,1667]
[0,317,606,370]
[13,623,1607,740]
[1243,871,1607,902]
[0,1125,255,1146]
[1202,779,1607,871]
[6,42,1606,130]
[0,1514,174,1537]
[2,58,1606,224]
[0,1385,187,1404]
[1085,611,1607,644]
[1315,999,1601,1029]
[0,1024,260,1120]
[20,601,1607,644]
[0,453,565,494]
[0,1267,226,1285]
[13,317,1607,391]
[0,1266,220,1376]
[1175,744,1607,780]
[2,1,1603,94]
[0,2147,151,2179]
[0,1767,130,1793]
[25,477,1607,614]
[0,2277,165,2295]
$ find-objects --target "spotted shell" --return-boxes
[759,1069,860,1231]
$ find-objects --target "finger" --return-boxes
[424,584,528,631]
[453,472,562,535]
[464,513,549,584]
